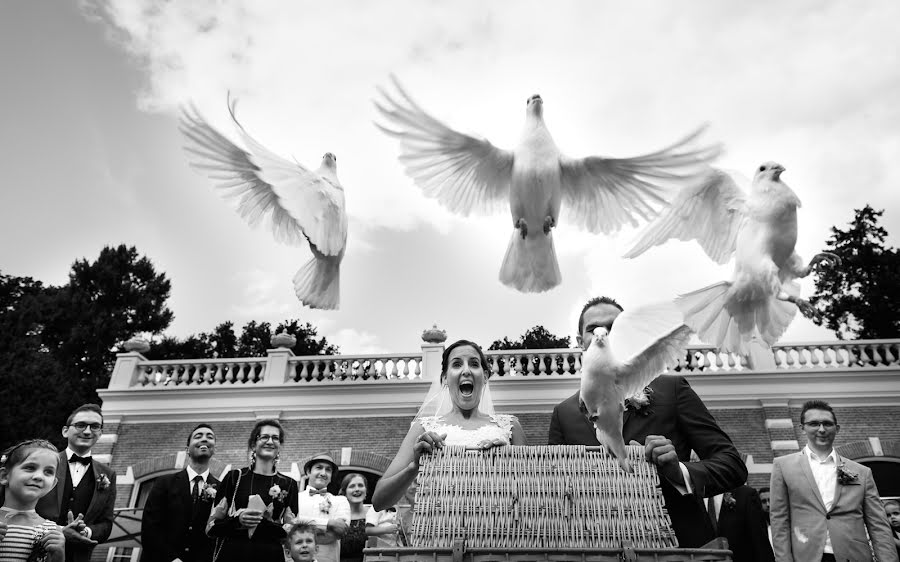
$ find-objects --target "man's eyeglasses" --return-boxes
[257,434,281,443]
[802,421,836,429]
[70,422,103,433]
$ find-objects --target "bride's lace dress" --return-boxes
[418,414,515,446]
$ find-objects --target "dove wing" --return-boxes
[558,126,722,234]
[623,168,747,264]
[374,76,514,217]
[180,100,346,256]
[608,300,693,399]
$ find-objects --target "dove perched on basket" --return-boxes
[374,76,721,293]
[180,96,348,310]
[623,162,840,354]
[579,300,692,473]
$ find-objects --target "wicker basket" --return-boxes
[365,445,731,561]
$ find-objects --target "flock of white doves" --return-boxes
[178,78,840,430]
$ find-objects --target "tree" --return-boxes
[489,325,572,375]
[810,206,900,339]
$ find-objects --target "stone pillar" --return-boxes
[420,324,447,382]
[746,338,777,370]
[264,332,296,385]
[107,338,151,390]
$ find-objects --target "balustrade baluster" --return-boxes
[869,345,884,366]
[414,359,421,379]
[138,367,150,386]
[402,359,410,378]
[572,355,581,373]
[391,359,400,378]
[526,354,535,376]
[537,354,547,376]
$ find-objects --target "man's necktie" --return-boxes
[308,489,328,496]
[707,495,718,535]
[192,475,203,503]
[69,454,91,465]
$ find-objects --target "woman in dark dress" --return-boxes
[338,473,369,562]
[208,419,299,562]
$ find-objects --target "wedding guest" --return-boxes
[207,419,298,562]
[37,404,116,562]
[286,522,319,562]
[295,453,350,562]
[338,473,369,562]
[366,506,399,547]
[0,439,66,562]
[770,400,897,561]
[548,297,746,548]
[142,423,220,562]
[707,485,774,562]
[885,499,900,555]
[373,339,526,511]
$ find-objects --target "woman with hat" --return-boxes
[207,419,299,562]
[372,339,526,510]
[293,453,350,562]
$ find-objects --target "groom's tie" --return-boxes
[192,475,203,503]
[707,495,718,535]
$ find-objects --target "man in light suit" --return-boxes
[141,423,220,562]
[37,403,117,562]
[549,296,747,548]
[770,400,897,562]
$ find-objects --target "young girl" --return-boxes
[0,439,66,562]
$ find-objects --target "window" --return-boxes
[107,547,140,562]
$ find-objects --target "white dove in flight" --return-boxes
[374,76,721,293]
[623,163,840,354]
[580,300,692,472]
[179,97,348,310]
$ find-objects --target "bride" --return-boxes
[372,339,526,510]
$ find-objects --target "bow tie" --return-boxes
[308,489,328,496]
[69,454,91,466]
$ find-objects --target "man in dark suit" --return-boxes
[548,296,747,548]
[708,485,775,562]
[141,423,220,562]
[36,403,117,562]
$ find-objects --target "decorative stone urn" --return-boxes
[271,331,297,349]
[421,324,447,344]
[123,337,150,354]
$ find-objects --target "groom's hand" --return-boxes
[643,435,685,487]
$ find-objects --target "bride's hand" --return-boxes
[413,431,446,464]
[476,437,508,450]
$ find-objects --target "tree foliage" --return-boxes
[810,206,900,340]
[488,325,571,351]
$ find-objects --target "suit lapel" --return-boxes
[797,452,827,510]
[56,451,68,515]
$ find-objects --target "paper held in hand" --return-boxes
[246,494,267,538]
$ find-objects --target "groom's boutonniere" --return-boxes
[624,386,654,416]
[269,484,289,503]
[836,463,859,485]
[96,474,111,491]
[201,482,218,501]
[722,492,736,511]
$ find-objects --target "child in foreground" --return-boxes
[0,439,66,562]
[287,522,319,562]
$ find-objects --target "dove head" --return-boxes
[322,152,337,167]
[525,94,544,118]
[591,326,609,348]
[754,161,785,182]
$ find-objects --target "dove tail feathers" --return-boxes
[292,253,341,310]
[676,280,797,355]
[499,230,561,293]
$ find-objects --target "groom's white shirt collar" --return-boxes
[186,465,210,483]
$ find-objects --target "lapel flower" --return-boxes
[96,473,111,491]
[269,483,289,502]
[836,463,859,485]
[722,492,736,511]
[624,386,654,416]
[201,482,218,501]
[319,495,332,516]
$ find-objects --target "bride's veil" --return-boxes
[412,340,496,424]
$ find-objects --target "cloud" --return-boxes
[327,328,389,356]
[230,268,295,319]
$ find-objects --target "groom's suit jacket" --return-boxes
[141,469,221,562]
[548,374,747,548]
[35,451,117,562]
[770,451,897,562]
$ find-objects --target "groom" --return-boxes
[142,424,220,562]
[549,296,747,548]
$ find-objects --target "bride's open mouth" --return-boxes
[459,380,475,397]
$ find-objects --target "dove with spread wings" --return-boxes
[179,97,347,310]
[375,76,721,293]
[623,163,839,354]
[580,300,692,472]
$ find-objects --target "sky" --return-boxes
[1,1,898,355]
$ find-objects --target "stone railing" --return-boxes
[106,338,900,390]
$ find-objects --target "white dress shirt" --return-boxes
[185,466,210,488]
[804,445,837,554]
